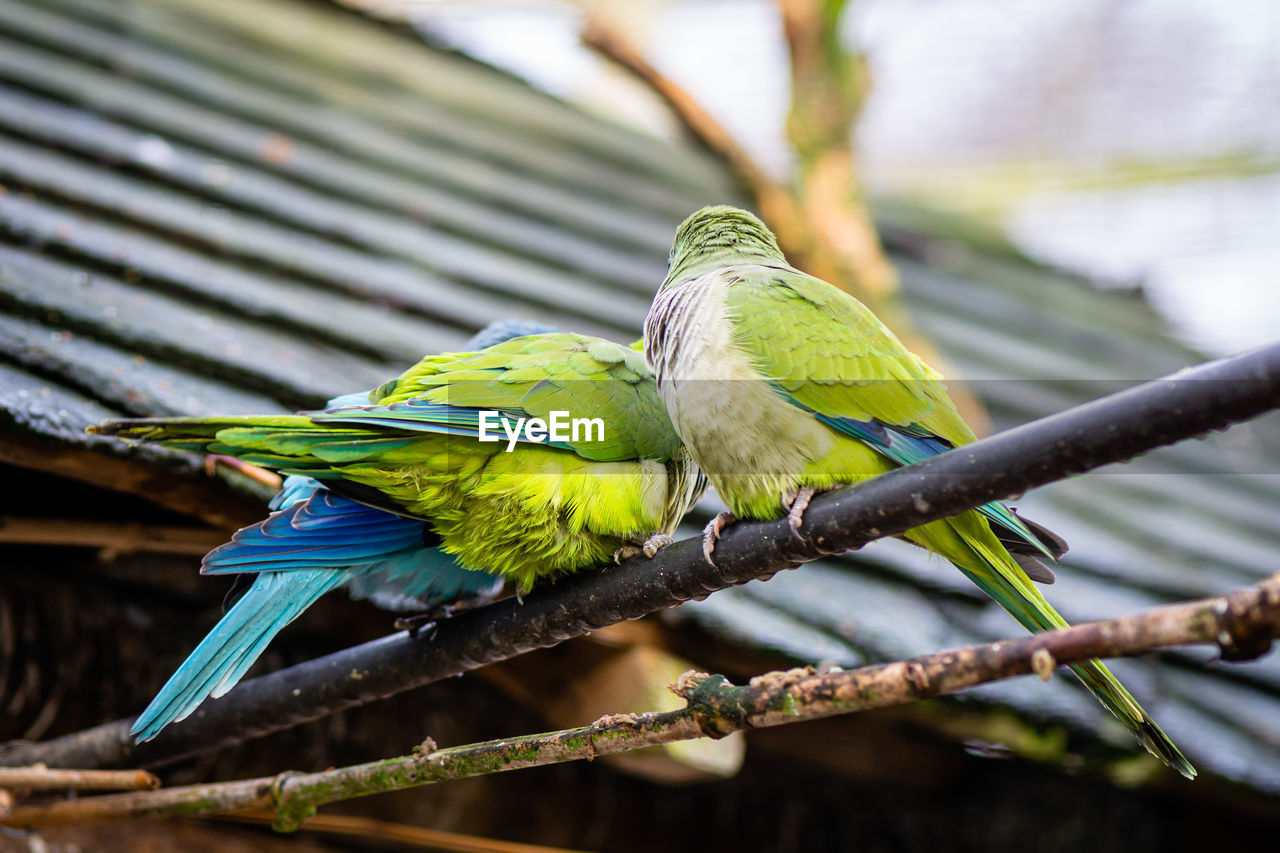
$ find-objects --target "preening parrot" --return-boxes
[643,205,1194,778]
[93,322,704,742]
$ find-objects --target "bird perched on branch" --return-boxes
[643,205,1194,778]
[92,321,704,742]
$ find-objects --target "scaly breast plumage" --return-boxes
[648,272,832,510]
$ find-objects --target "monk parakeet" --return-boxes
[93,323,704,742]
[643,205,1193,778]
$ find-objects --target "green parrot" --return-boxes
[95,325,705,742]
[643,205,1194,778]
[96,331,704,593]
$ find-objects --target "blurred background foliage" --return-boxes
[366,0,1280,357]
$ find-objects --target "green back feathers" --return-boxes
[664,206,970,443]
[724,268,974,443]
[97,334,683,468]
[352,333,681,463]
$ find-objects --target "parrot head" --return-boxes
[664,205,785,287]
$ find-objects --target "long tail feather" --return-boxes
[90,415,403,479]
[89,415,317,442]
[132,489,503,742]
[910,514,1195,779]
[130,569,348,743]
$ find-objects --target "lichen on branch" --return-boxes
[6,571,1278,831]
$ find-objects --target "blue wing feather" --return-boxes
[203,495,427,573]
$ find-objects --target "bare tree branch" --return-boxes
[3,343,1277,773]
[219,810,594,853]
[0,518,226,556]
[5,571,1278,832]
[579,15,805,254]
[0,766,158,792]
[778,0,899,299]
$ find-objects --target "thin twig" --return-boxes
[0,518,227,556]
[579,15,808,257]
[5,571,1278,831]
[204,454,283,491]
[219,809,592,853]
[3,344,1277,773]
[777,0,898,299]
[3,777,276,828]
[0,766,159,791]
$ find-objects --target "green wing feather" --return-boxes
[724,267,1051,551]
[353,333,679,462]
[724,267,971,440]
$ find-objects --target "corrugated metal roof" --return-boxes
[1,0,1278,791]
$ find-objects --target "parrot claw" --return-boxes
[701,512,737,566]
[395,612,442,639]
[642,532,674,558]
[396,600,470,637]
[614,532,675,564]
[613,545,642,564]
[783,486,818,535]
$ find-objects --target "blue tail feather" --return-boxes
[269,472,324,511]
[131,569,349,742]
[136,479,501,743]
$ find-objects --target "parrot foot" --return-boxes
[783,485,818,535]
[395,613,441,639]
[701,512,737,566]
[642,532,674,558]
[395,603,460,637]
[614,532,675,564]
